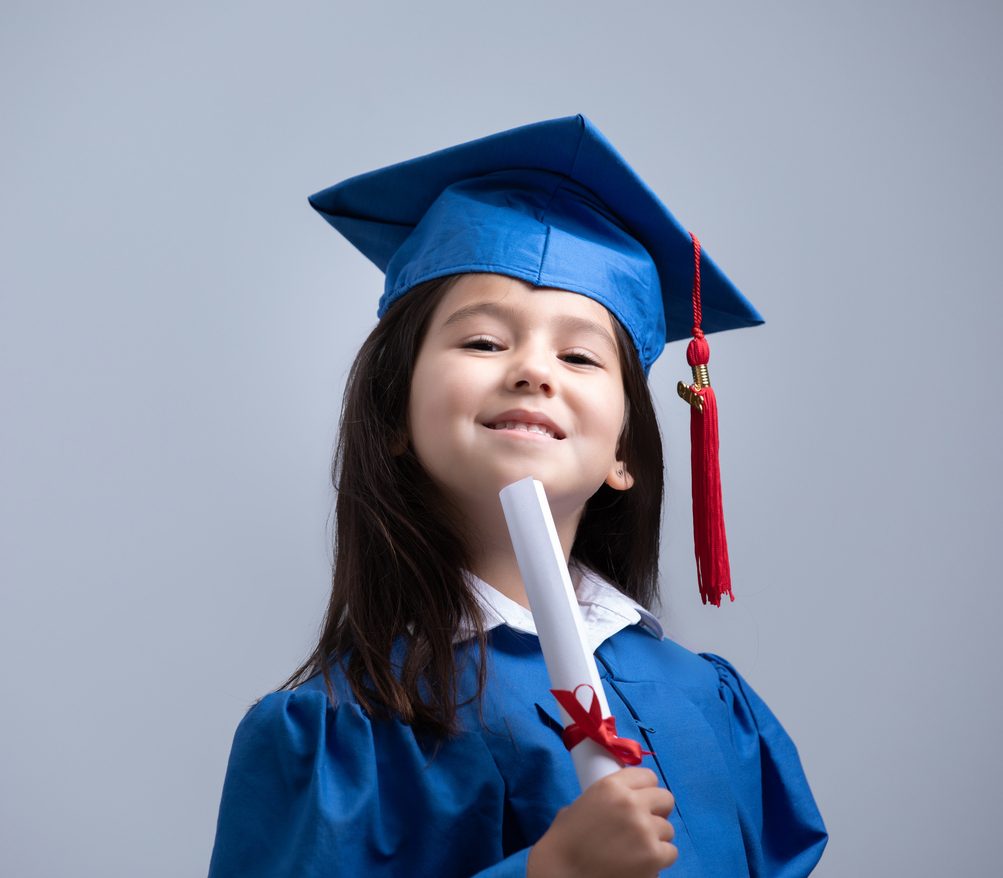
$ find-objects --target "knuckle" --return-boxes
[607,785,634,810]
[597,773,622,795]
[625,805,648,833]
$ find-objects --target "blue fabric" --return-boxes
[307,114,764,372]
[208,626,827,876]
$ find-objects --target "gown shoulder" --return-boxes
[696,651,829,877]
[207,681,532,877]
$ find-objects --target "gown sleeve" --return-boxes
[699,653,829,878]
[207,688,532,878]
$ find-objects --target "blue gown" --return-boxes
[208,624,827,876]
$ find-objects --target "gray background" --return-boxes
[2,1,1000,875]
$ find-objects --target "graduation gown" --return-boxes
[207,608,827,877]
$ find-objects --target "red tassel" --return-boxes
[681,234,733,606]
[686,333,732,605]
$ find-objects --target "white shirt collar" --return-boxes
[455,563,664,653]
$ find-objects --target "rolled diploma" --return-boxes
[499,476,621,791]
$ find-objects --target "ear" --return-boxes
[604,460,634,491]
[389,430,409,457]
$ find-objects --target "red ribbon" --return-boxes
[550,684,653,766]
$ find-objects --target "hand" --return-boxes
[526,767,678,878]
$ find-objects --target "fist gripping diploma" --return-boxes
[527,767,678,878]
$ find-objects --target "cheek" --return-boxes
[407,361,474,449]
[414,379,467,423]
[593,389,627,457]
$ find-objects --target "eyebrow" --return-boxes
[441,301,618,352]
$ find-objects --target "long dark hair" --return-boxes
[279,274,664,738]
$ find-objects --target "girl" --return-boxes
[207,114,827,877]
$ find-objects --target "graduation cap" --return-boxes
[308,113,761,606]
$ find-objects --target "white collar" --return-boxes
[455,563,664,653]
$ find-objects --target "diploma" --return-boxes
[499,476,649,791]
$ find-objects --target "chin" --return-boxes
[502,473,599,512]
[440,462,600,510]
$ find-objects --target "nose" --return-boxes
[506,343,554,396]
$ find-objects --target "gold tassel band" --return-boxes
[677,363,711,412]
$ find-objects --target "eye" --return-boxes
[462,336,502,352]
[561,350,602,367]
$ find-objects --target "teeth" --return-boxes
[491,421,556,438]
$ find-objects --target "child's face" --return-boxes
[407,273,632,523]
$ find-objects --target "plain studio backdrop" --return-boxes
[2,1,1000,875]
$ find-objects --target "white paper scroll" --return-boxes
[499,476,622,791]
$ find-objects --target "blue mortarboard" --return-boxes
[307,113,762,373]
[309,114,758,606]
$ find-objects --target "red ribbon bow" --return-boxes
[550,684,653,766]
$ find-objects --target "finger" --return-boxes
[617,767,660,789]
[650,814,675,843]
[637,786,675,818]
[658,841,679,870]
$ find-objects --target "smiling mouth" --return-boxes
[484,421,563,440]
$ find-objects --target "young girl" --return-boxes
[207,114,827,877]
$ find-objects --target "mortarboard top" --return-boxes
[307,113,763,373]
